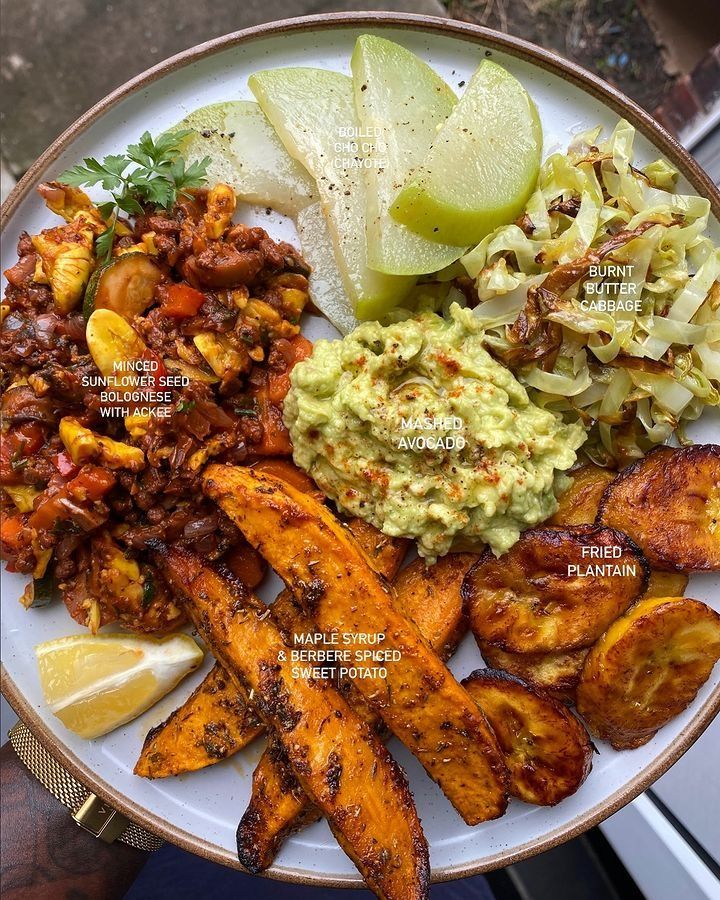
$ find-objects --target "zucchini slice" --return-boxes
[24,568,56,609]
[84,252,162,320]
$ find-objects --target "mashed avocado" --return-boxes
[284,305,586,559]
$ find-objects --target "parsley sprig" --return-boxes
[59,130,211,262]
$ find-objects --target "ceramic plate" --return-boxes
[2,12,719,887]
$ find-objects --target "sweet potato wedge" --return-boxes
[134,664,263,778]
[463,669,592,805]
[165,575,385,873]
[156,545,430,900]
[203,465,509,825]
[577,596,720,750]
[478,643,588,701]
[237,737,323,872]
[464,525,649,653]
[135,517,404,779]
[597,444,720,571]
[549,464,617,526]
[239,550,475,871]
[346,518,410,583]
[390,553,475,660]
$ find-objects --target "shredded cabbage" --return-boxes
[460,120,720,464]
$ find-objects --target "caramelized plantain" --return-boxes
[464,525,648,653]
[463,669,592,805]
[643,570,689,600]
[157,545,430,900]
[597,444,720,571]
[549,464,617,526]
[577,596,720,750]
[203,464,509,826]
[391,553,475,660]
[478,643,588,701]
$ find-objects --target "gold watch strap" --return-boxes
[8,720,163,852]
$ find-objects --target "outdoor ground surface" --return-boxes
[446,0,673,112]
[1,0,671,179]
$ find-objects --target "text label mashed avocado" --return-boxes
[284,305,587,559]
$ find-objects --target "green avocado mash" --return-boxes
[284,305,587,559]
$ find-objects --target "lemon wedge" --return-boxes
[35,633,203,739]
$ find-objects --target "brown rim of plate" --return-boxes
[1,10,719,888]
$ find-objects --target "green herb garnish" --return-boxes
[177,399,196,414]
[51,519,83,535]
[59,130,211,262]
[10,448,29,471]
[142,572,156,609]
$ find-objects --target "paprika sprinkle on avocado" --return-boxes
[284,304,587,560]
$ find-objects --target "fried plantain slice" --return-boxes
[391,553,475,660]
[547,463,688,599]
[597,444,720,571]
[643,570,689,600]
[463,669,592,805]
[549,464,617,526]
[464,525,649,653]
[577,596,720,750]
[478,642,588,701]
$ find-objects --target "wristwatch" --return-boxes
[8,720,163,851]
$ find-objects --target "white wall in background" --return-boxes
[602,793,720,900]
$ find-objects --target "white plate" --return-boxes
[2,12,719,887]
